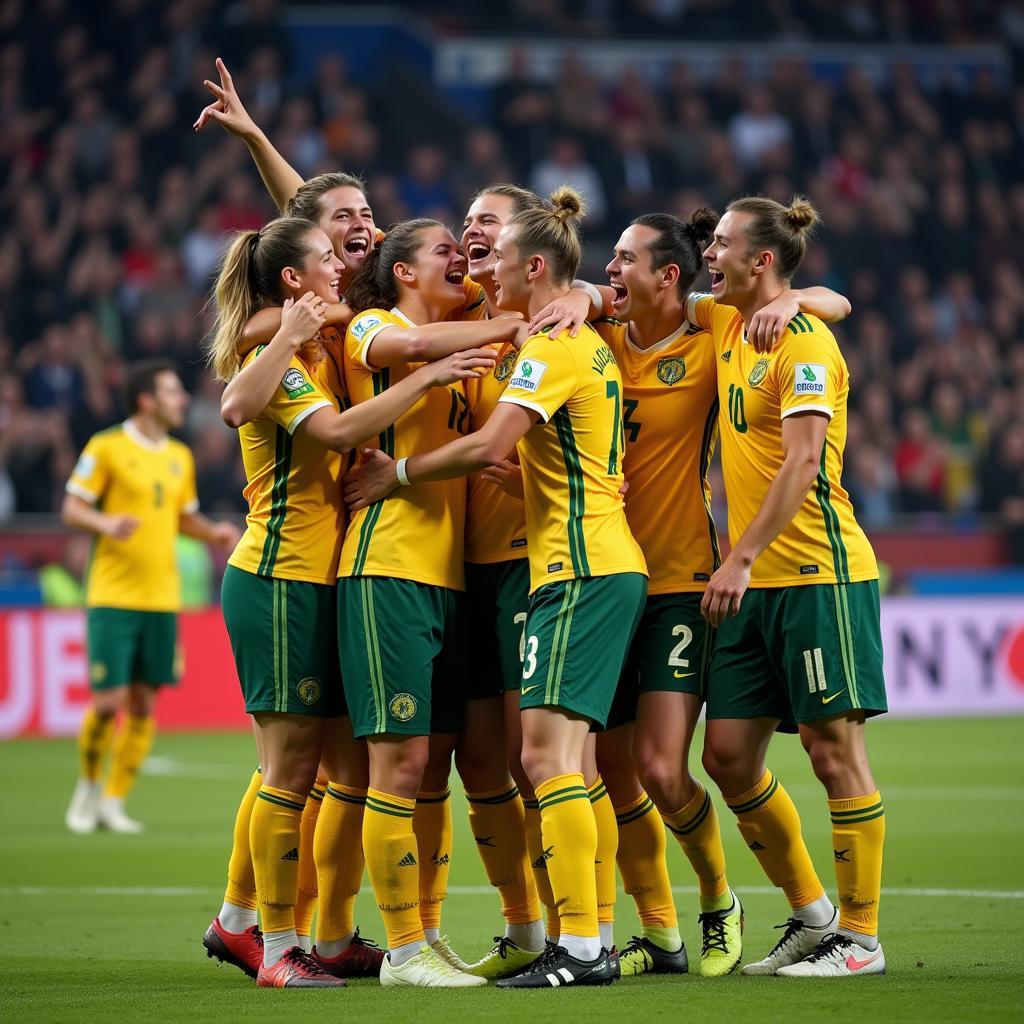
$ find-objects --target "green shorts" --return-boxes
[520,573,646,728]
[706,580,887,732]
[87,607,179,689]
[464,558,531,700]
[337,576,466,738]
[606,592,714,729]
[221,565,345,718]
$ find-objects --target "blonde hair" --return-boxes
[473,182,544,216]
[206,217,318,381]
[727,195,820,281]
[508,185,586,284]
[285,171,367,224]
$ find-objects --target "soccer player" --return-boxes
[344,188,647,989]
[63,360,240,835]
[203,216,493,988]
[338,218,529,988]
[693,196,887,977]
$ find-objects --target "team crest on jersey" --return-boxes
[281,368,314,399]
[169,461,181,476]
[495,351,517,382]
[657,357,686,385]
[296,677,321,706]
[748,358,770,387]
[389,693,417,722]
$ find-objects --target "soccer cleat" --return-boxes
[256,946,347,987]
[495,943,617,989]
[66,779,101,834]
[430,934,473,972]
[466,936,544,979]
[203,918,264,979]
[618,935,688,976]
[776,934,886,977]
[607,944,621,980]
[312,929,385,978]
[379,945,488,988]
[698,892,744,977]
[741,908,838,976]
[97,796,144,834]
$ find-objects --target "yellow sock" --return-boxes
[466,783,540,925]
[537,773,598,939]
[250,785,305,932]
[224,767,262,911]
[77,707,115,783]
[102,714,155,800]
[315,783,368,942]
[829,791,885,937]
[662,784,731,911]
[523,798,559,939]
[414,788,452,933]
[615,792,678,929]
[294,783,324,938]
[726,769,825,909]
[364,788,423,949]
[587,776,618,931]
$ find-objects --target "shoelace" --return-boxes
[698,912,730,955]
[766,917,806,956]
[285,948,330,975]
[620,936,654,967]
[247,926,264,948]
[350,927,381,950]
[802,933,850,963]
[489,936,514,960]
[519,941,565,975]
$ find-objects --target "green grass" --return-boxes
[2,718,1023,1022]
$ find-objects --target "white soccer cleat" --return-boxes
[97,796,144,834]
[65,779,101,834]
[741,908,838,975]
[430,934,473,972]
[776,934,886,977]
[379,945,488,988]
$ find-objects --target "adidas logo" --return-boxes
[396,851,417,868]
[432,852,450,865]
[531,845,554,869]
[748,841,767,851]
[280,848,299,862]
[475,836,496,847]
[721,350,732,362]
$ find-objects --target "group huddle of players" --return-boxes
[65,57,890,991]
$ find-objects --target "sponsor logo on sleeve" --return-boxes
[509,358,548,393]
[281,368,315,399]
[74,454,96,478]
[794,363,826,396]
[351,315,381,341]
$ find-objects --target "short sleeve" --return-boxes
[178,447,199,514]
[774,334,842,420]
[686,292,716,331]
[66,436,109,503]
[498,333,578,423]
[258,353,332,434]
[347,310,396,369]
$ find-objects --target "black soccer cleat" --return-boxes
[495,942,618,989]
[618,934,689,976]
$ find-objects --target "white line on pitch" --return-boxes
[1,884,1021,899]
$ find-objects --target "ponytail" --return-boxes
[631,205,720,299]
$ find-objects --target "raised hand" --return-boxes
[193,57,258,138]
[429,348,497,385]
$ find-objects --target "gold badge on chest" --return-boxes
[657,356,686,385]
[748,358,770,387]
[495,351,517,382]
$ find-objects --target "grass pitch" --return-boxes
[1,717,1022,1022]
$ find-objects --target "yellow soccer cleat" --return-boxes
[467,936,544,979]
[699,891,744,977]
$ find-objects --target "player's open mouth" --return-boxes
[445,268,464,285]
[467,243,491,263]
[709,268,725,289]
[344,236,369,256]
[611,282,629,307]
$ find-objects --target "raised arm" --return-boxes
[747,287,852,351]
[366,318,527,368]
[193,57,303,211]
[241,301,352,351]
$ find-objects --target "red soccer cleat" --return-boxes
[203,918,264,979]
[257,946,348,988]
[312,928,385,978]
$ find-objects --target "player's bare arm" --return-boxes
[365,318,528,368]
[701,411,828,627]
[747,287,852,352]
[61,492,138,541]
[526,281,613,337]
[178,510,241,551]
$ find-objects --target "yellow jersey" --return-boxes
[451,276,488,322]
[66,421,199,612]
[688,295,878,587]
[594,316,721,594]
[339,307,468,590]
[228,342,347,585]
[465,341,529,564]
[499,325,647,593]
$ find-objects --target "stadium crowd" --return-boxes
[1,0,1022,558]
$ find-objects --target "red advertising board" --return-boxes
[0,608,248,738]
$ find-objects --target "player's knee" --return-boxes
[805,739,846,792]
[701,736,746,792]
[634,750,680,808]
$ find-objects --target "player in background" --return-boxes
[64,360,240,835]
[344,188,647,989]
[202,216,493,988]
[693,196,887,978]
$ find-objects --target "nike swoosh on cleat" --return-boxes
[821,692,843,704]
[846,953,880,971]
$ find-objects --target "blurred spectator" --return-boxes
[530,137,608,225]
